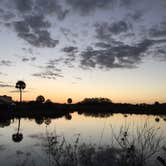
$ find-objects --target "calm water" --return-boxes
[0,112,166,166]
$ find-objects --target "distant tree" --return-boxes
[154,101,160,105]
[15,80,26,102]
[67,98,72,104]
[45,99,52,103]
[36,95,45,103]
[79,97,112,105]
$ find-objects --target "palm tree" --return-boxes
[15,81,26,102]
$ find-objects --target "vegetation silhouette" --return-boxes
[65,113,72,120]
[44,118,51,125]
[15,80,26,102]
[157,147,166,166]
[1,93,166,119]
[0,117,11,128]
[42,123,163,166]
[12,118,23,143]
[36,95,45,103]
[35,117,44,125]
[67,98,72,104]
[78,97,112,105]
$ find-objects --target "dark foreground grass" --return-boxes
[42,123,165,166]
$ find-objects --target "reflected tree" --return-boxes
[35,118,44,125]
[12,118,23,143]
[155,117,160,122]
[15,81,26,102]
[44,118,51,126]
[0,119,11,128]
[65,113,72,120]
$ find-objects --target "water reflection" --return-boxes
[65,113,72,120]
[0,118,11,128]
[12,118,23,143]
[35,117,44,125]
[44,118,51,126]
[0,112,166,166]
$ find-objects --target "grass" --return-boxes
[42,123,164,166]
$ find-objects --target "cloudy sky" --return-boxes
[0,0,166,103]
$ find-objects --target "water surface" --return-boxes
[0,112,166,165]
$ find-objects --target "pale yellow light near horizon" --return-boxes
[5,80,166,104]
[1,58,166,104]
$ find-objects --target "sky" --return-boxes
[0,0,166,103]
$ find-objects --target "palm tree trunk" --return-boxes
[20,88,22,102]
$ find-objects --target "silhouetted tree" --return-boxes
[15,81,26,102]
[45,99,52,103]
[36,95,45,103]
[79,97,112,105]
[12,118,23,143]
[67,98,72,104]
[154,101,160,105]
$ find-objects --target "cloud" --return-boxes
[0,72,7,76]
[45,59,62,71]
[0,145,6,151]
[15,0,33,12]
[35,0,69,20]
[21,57,36,62]
[62,46,78,59]
[95,42,112,48]
[31,57,36,61]
[0,11,15,21]
[14,0,68,20]
[62,46,78,53]
[149,23,166,38]
[22,58,29,62]
[74,76,82,80]
[32,59,63,80]
[0,83,14,88]
[79,39,154,69]
[9,90,29,93]
[0,0,68,48]
[0,60,12,66]
[95,21,132,41]
[32,71,63,80]
[66,0,114,15]
[13,15,59,47]
[127,10,143,21]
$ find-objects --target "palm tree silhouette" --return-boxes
[15,81,26,102]
[12,118,23,143]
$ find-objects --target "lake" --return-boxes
[0,112,166,166]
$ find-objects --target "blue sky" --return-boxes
[0,0,166,103]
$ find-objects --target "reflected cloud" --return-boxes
[0,145,6,151]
